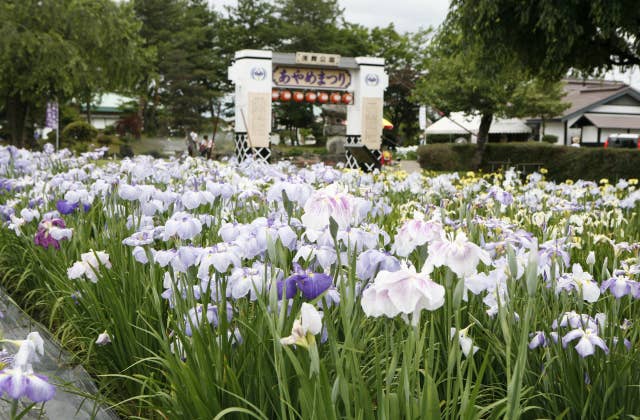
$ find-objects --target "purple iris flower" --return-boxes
[528,331,548,349]
[538,238,571,270]
[56,199,79,215]
[488,186,514,206]
[34,217,68,249]
[0,369,56,402]
[600,274,640,299]
[356,249,401,281]
[562,327,609,358]
[184,303,233,337]
[296,272,333,300]
[277,276,298,300]
[613,336,632,351]
[277,264,333,300]
[70,291,81,305]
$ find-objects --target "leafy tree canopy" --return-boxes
[414,17,568,165]
[368,24,431,144]
[134,0,220,135]
[449,0,640,78]
[0,0,146,146]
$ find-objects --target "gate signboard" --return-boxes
[228,49,388,169]
[273,67,351,90]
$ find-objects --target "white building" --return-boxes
[527,79,640,146]
[425,112,532,142]
[80,93,134,130]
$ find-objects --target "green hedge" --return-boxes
[417,143,477,171]
[417,142,640,181]
[426,134,470,144]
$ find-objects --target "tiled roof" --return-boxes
[572,113,640,129]
[558,79,636,119]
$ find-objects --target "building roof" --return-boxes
[558,79,640,121]
[425,112,531,135]
[571,113,640,129]
[81,93,135,114]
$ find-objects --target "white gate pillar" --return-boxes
[227,49,273,162]
[345,57,389,170]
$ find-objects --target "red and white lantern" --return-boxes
[341,93,353,104]
[280,90,292,101]
[271,90,280,101]
[293,91,305,102]
[330,92,342,104]
[317,92,329,103]
[305,92,317,103]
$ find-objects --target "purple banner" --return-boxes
[45,102,58,129]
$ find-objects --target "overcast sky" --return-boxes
[210,0,449,33]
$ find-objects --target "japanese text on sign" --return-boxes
[273,66,351,89]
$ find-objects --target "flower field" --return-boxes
[0,144,639,418]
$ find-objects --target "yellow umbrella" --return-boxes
[382,118,394,129]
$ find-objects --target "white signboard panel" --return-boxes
[362,97,383,149]
[247,92,271,147]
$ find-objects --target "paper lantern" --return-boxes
[271,90,280,101]
[305,92,317,103]
[330,92,342,104]
[317,92,329,103]
[280,90,292,101]
[341,93,353,104]
[293,91,305,102]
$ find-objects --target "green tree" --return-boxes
[72,1,148,125]
[368,25,431,145]
[134,0,219,136]
[220,0,282,52]
[414,19,568,166]
[449,0,640,78]
[0,0,146,147]
[276,0,344,53]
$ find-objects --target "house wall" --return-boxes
[92,116,119,130]
[542,118,582,144]
[80,113,119,130]
[543,121,565,144]
[581,126,598,144]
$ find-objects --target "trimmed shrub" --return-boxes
[103,124,117,135]
[417,143,476,171]
[417,142,640,181]
[119,143,134,158]
[541,134,558,144]
[96,134,118,146]
[61,121,98,143]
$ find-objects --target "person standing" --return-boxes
[199,135,209,157]
[187,131,198,156]
[206,134,215,159]
[571,136,581,147]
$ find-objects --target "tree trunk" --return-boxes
[6,95,28,147]
[471,112,493,170]
[86,97,92,125]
